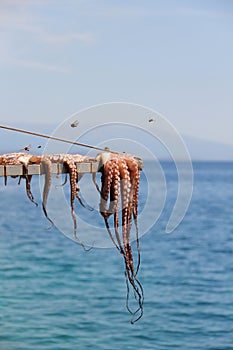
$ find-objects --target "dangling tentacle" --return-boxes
[64,156,78,237]
[4,167,7,186]
[61,173,68,186]
[41,156,54,227]
[124,156,141,276]
[104,216,121,251]
[94,152,112,195]
[95,155,121,250]
[111,163,124,254]
[119,159,133,274]
[118,157,144,322]
[23,174,38,206]
[108,160,120,217]
[95,152,144,323]
[64,155,91,251]
[92,172,101,193]
[106,160,122,251]
[99,159,114,218]
[124,268,144,323]
[76,185,94,211]
[103,158,127,251]
[15,154,38,207]
[19,161,38,207]
[55,173,68,188]
[114,210,124,254]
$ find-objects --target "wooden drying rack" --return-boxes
[0,158,143,177]
[0,160,100,177]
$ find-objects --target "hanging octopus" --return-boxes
[0,152,38,206]
[0,152,94,247]
[31,153,94,248]
[1,150,144,322]
[94,152,144,323]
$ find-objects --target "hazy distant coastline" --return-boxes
[0,122,232,161]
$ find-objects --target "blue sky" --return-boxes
[0,0,233,146]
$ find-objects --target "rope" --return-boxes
[0,125,119,154]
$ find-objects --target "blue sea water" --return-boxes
[0,161,233,350]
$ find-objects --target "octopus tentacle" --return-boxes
[93,155,119,250]
[124,269,144,323]
[41,156,54,227]
[63,155,92,251]
[92,172,101,194]
[124,156,141,276]
[95,152,144,322]
[119,159,144,320]
[101,157,123,251]
[63,156,78,237]
[114,210,124,254]
[4,167,7,186]
[1,152,95,238]
[111,163,124,253]
[55,173,68,188]
[119,159,132,270]
[120,157,144,321]
[36,153,93,244]
[23,174,38,207]
[76,185,93,211]
[108,160,120,217]
[18,155,40,207]
[99,158,114,218]
[18,160,38,207]
[104,216,121,251]
[94,152,112,195]
[0,153,38,207]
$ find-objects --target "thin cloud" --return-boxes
[178,7,233,18]
[78,7,168,18]
[0,2,95,46]
[0,0,55,5]
[0,9,24,25]
[77,4,233,19]
[0,2,94,72]
[0,14,95,46]
[9,58,69,73]
[44,32,95,45]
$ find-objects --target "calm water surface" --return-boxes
[0,161,232,349]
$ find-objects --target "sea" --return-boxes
[0,161,232,350]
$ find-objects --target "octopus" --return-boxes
[0,152,38,206]
[93,152,144,323]
[0,152,94,247]
[29,154,94,248]
[0,150,144,323]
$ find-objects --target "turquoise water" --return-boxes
[0,162,233,349]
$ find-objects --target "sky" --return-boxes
[0,0,233,147]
